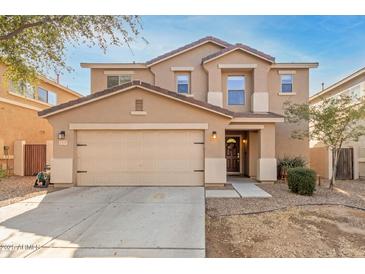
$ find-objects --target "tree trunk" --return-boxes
[330,148,340,190]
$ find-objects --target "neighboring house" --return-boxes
[39,36,318,187]
[309,67,365,180]
[0,64,82,176]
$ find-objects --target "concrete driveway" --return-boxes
[0,187,205,258]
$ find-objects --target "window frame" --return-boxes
[227,75,245,106]
[37,87,48,103]
[280,74,294,93]
[176,73,190,94]
[47,91,57,106]
[107,75,132,88]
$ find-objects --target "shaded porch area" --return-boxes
[225,122,278,182]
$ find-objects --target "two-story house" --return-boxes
[39,36,318,187]
[0,64,82,176]
[309,67,365,181]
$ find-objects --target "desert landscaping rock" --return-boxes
[206,205,365,258]
[207,180,365,217]
[0,176,60,207]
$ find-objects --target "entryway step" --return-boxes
[205,189,240,198]
[231,182,272,198]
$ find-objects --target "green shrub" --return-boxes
[287,167,316,196]
[277,156,307,179]
[0,168,6,179]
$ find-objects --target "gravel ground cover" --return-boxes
[207,179,365,217]
[0,176,60,207]
[206,205,365,257]
[206,179,365,257]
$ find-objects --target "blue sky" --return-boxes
[60,16,365,96]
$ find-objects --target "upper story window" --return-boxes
[281,74,293,93]
[10,81,36,99]
[176,74,190,94]
[10,81,58,105]
[227,76,245,105]
[107,75,132,88]
[37,87,58,106]
[349,85,362,102]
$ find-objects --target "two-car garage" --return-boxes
[76,129,205,186]
[40,82,233,187]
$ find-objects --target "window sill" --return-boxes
[130,111,147,116]
[179,93,194,97]
[8,91,53,106]
[278,92,296,96]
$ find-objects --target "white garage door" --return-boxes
[76,130,204,186]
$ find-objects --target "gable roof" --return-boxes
[38,75,83,98]
[202,43,275,64]
[146,36,232,67]
[38,80,235,118]
[309,66,365,102]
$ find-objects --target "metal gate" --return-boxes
[335,148,354,180]
[24,144,46,176]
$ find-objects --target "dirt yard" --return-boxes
[206,205,365,257]
[206,180,365,258]
[0,176,60,207]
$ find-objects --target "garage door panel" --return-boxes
[77,130,204,186]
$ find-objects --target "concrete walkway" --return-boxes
[228,176,272,198]
[231,182,272,198]
[0,187,205,258]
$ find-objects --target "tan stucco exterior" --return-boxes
[46,87,231,185]
[0,64,81,173]
[44,36,317,186]
[309,68,365,179]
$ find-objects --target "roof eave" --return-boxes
[80,63,147,69]
[271,63,319,69]
[310,67,365,102]
[146,38,230,67]
[202,47,275,65]
[38,81,234,119]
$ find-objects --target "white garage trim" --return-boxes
[70,123,209,130]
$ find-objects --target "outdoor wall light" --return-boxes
[58,131,66,140]
[212,131,217,139]
[242,139,247,144]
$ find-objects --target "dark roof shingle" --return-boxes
[38,81,234,117]
[39,81,284,121]
[202,43,275,63]
[146,36,232,66]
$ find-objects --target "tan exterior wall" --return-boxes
[309,71,365,179]
[310,146,330,178]
[90,68,154,93]
[0,64,80,172]
[150,42,223,102]
[47,87,231,185]
[269,68,310,162]
[310,73,365,105]
[221,71,253,112]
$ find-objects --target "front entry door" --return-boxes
[226,137,240,173]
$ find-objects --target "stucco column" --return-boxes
[256,124,277,181]
[207,68,223,107]
[0,138,4,159]
[204,124,227,185]
[14,140,26,176]
[46,140,53,165]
